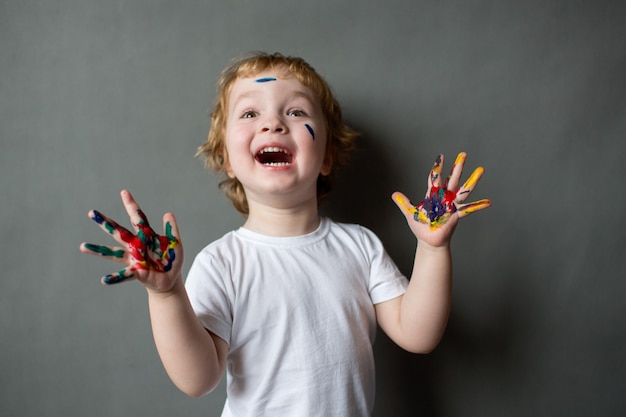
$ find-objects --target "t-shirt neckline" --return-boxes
[234,217,330,247]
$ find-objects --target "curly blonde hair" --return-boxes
[196,52,360,214]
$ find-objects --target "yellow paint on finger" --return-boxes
[458,199,491,217]
[454,152,467,166]
[394,193,417,215]
[446,152,467,187]
[394,194,432,225]
[460,166,485,191]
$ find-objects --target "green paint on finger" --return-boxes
[104,222,115,235]
[165,222,175,241]
[85,243,125,259]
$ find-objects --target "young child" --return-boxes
[80,52,491,416]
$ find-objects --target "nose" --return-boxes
[260,114,288,134]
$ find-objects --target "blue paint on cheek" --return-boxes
[255,77,277,83]
[305,124,315,140]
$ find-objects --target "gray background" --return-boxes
[1,0,625,416]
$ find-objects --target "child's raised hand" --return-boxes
[80,190,184,293]
[392,152,491,247]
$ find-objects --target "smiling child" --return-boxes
[81,52,490,416]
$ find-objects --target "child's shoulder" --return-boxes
[194,229,240,260]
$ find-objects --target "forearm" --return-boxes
[399,241,453,352]
[147,282,225,397]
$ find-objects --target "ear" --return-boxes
[226,162,236,179]
[219,148,236,178]
[321,152,333,176]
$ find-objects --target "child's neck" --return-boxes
[243,198,321,237]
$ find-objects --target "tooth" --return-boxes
[260,147,287,154]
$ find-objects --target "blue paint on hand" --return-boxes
[92,210,104,225]
[103,270,132,285]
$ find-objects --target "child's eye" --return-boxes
[287,109,307,117]
[241,110,258,119]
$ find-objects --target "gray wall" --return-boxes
[2,0,625,416]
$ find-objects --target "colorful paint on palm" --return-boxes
[89,209,178,284]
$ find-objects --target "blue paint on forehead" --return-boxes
[255,77,277,83]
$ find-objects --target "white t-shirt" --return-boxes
[185,218,408,417]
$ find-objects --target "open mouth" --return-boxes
[255,146,293,167]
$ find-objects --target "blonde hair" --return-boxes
[197,52,359,214]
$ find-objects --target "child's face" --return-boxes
[224,70,330,208]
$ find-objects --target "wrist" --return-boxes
[145,276,185,300]
[417,240,451,254]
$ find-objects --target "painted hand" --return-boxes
[80,190,183,290]
[393,152,491,244]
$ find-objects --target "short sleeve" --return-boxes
[185,250,233,345]
[358,226,409,304]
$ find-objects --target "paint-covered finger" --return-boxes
[101,266,137,285]
[120,189,151,230]
[392,192,416,215]
[392,192,429,224]
[89,209,132,244]
[457,199,492,218]
[80,242,127,262]
[162,213,181,243]
[427,154,444,192]
[445,152,466,192]
[160,213,182,272]
[455,166,485,204]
